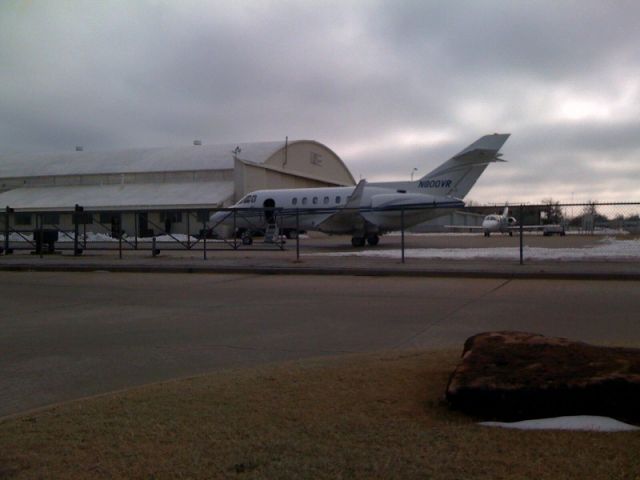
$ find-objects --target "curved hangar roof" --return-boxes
[0,140,355,185]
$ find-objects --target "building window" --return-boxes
[15,213,31,226]
[335,196,341,204]
[292,198,298,206]
[42,213,60,225]
[74,212,93,224]
[160,211,182,223]
[196,210,209,223]
[99,212,122,224]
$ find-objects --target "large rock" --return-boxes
[446,331,640,422]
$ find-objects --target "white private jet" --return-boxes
[210,133,510,247]
[480,206,517,236]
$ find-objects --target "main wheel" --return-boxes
[366,234,379,246]
[241,235,253,245]
[351,236,365,247]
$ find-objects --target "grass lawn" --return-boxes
[1,349,639,479]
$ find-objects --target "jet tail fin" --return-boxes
[416,133,509,198]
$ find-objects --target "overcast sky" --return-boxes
[1,0,639,203]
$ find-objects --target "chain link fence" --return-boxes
[1,202,639,264]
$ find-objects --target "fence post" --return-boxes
[233,209,238,250]
[4,206,12,254]
[186,210,191,250]
[38,214,43,259]
[296,208,300,262]
[73,204,82,256]
[401,207,405,264]
[203,214,207,260]
[134,211,139,250]
[519,204,524,265]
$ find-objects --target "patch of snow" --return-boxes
[84,232,119,242]
[480,415,640,432]
[135,234,197,242]
[312,238,640,261]
[1,232,34,241]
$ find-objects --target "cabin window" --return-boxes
[292,198,298,206]
[323,196,329,205]
[302,197,308,205]
[335,196,341,204]
[312,197,318,205]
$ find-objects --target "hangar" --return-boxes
[0,140,355,237]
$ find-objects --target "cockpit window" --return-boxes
[238,194,257,205]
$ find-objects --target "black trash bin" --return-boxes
[33,229,59,254]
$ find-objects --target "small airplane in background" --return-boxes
[448,206,564,237]
[481,206,518,236]
[210,133,510,246]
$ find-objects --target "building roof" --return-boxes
[0,181,234,211]
[0,142,285,178]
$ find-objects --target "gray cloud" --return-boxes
[1,0,639,202]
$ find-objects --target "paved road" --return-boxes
[1,271,639,417]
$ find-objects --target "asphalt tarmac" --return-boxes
[1,271,639,417]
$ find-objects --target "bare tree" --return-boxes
[540,198,564,224]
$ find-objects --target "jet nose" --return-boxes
[209,210,231,226]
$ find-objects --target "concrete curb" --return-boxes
[1,262,639,280]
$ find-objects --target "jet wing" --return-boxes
[445,225,484,230]
[317,179,367,233]
[507,225,546,231]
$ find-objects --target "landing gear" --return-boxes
[284,229,299,240]
[484,231,490,237]
[351,234,379,247]
[351,236,366,247]
[509,231,513,237]
[241,233,253,245]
